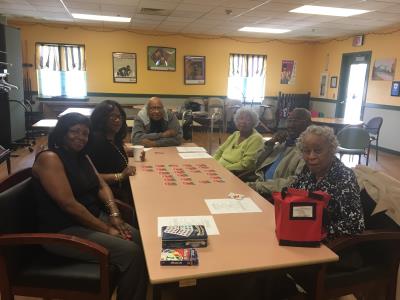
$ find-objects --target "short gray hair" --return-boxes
[297,125,339,155]
[233,107,259,128]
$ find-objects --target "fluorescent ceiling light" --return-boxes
[72,13,131,22]
[290,5,370,17]
[239,27,291,34]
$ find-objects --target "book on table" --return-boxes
[160,248,199,266]
[161,225,208,248]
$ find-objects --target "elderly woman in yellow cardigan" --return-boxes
[213,107,263,172]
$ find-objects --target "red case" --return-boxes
[273,188,331,247]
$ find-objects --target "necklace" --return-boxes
[108,140,128,167]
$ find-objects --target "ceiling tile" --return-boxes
[223,0,267,9]
[2,0,400,40]
[133,13,166,21]
[100,4,137,13]
[102,0,139,4]
[175,3,217,12]
[191,19,224,26]
[166,16,197,23]
[182,0,225,4]
[137,0,179,10]
[26,0,62,6]
[170,10,204,18]
[63,1,100,10]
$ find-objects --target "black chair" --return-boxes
[364,117,383,162]
[0,168,118,300]
[182,109,194,141]
[0,145,11,174]
[292,189,400,300]
[337,125,371,165]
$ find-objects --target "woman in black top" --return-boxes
[32,113,147,300]
[87,100,136,221]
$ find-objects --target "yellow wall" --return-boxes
[311,27,400,106]
[11,22,400,106]
[13,22,314,97]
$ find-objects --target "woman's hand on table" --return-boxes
[121,166,136,179]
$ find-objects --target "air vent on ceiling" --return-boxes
[140,8,170,16]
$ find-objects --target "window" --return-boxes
[227,54,266,104]
[35,43,87,97]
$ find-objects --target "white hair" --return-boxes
[297,125,339,155]
[233,107,259,128]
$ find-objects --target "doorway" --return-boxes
[335,51,371,120]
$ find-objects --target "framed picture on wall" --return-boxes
[391,81,400,96]
[112,52,137,83]
[330,76,338,88]
[184,55,205,85]
[319,72,328,97]
[147,46,176,71]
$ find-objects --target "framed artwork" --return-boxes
[184,55,205,85]
[352,35,364,47]
[391,81,400,96]
[147,46,176,71]
[330,76,338,88]
[112,52,137,83]
[371,58,396,81]
[319,73,328,97]
[280,60,296,85]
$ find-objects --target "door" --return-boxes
[336,51,371,120]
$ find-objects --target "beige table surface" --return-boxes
[129,147,338,286]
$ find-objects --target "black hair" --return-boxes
[48,113,91,150]
[90,100,127,146]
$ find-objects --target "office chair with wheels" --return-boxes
[337,125,371,165]
[364,117,383,162]
[0,168,119,300]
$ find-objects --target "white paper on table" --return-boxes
[144,147,152,152]
[157,215,219,237]
[178,152,212,159]
[176,146,207,153]
[205,197,262,214]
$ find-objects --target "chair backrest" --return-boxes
[182,110,193,141]
[0,168,36,235]
[336,126,370,149]
[365,117,383,135]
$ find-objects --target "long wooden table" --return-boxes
[129,147,338,299]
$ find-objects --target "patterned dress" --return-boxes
[291,157,365,239]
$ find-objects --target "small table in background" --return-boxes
[58,107,94,117]
[311,117,363,133]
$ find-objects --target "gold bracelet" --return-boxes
[114,173,121,183]
[109,212,120,217]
